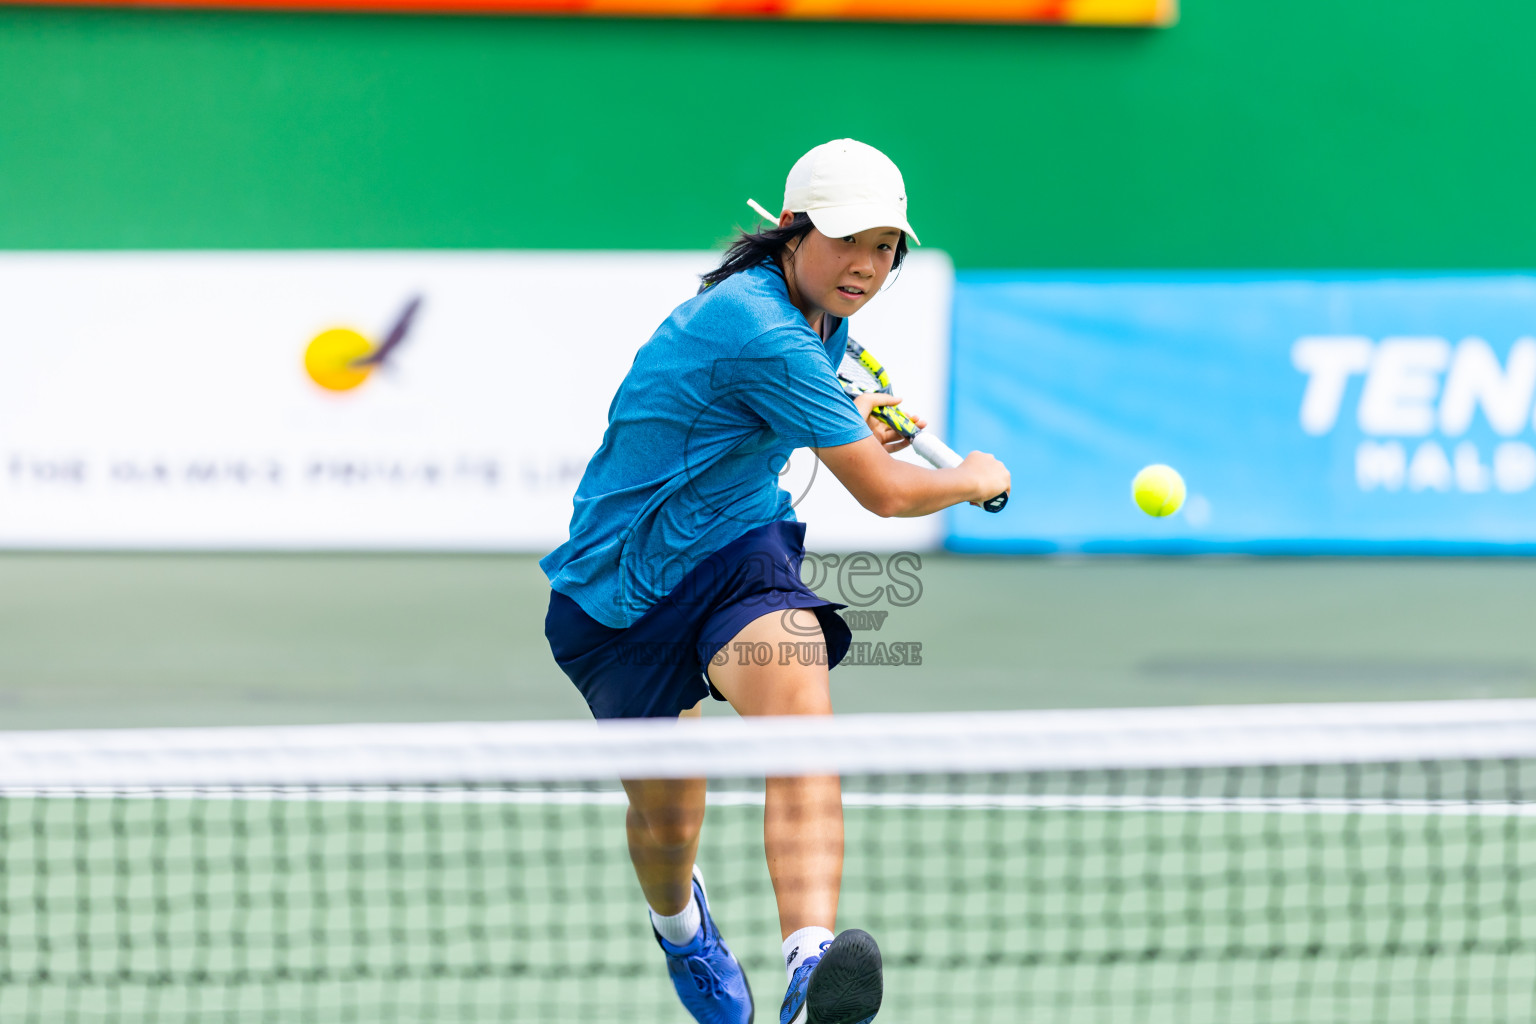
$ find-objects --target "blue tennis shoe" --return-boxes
[779,929,883,1024]
[654,865,755,1024]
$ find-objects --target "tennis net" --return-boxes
[2,699,1535,1023]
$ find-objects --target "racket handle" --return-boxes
[911,430,963,469]
[910,432,1009,514]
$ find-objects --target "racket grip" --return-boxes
[911,432,1009,514]
[911,430,963,469]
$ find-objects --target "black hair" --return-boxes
[698,212,910,292]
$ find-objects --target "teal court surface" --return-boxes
[2,554,1534,729]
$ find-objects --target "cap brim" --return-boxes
[805,204,920,246]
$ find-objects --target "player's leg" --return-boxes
[623,774,706,917]
[709,608,883,1024]
[708,610,842,936]
[622,704,707,922]
[623,702,753,1024]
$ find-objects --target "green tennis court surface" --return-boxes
[5,554,1536,1023]
[1,554,1533,729]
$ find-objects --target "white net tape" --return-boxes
[3,700,1536,789]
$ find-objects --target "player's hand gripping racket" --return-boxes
[838,339,1008,513]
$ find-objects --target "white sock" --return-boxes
[782,926,836,981]
[650,893,702,948]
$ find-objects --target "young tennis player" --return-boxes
[541,139,1010,1024]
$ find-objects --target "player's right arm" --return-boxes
[747,333,1008,516]
[814,432,1010,519]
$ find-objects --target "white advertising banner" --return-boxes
[0,251,953,552]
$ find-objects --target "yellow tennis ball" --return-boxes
[1132,464,1186,517]
[304,328,375,392]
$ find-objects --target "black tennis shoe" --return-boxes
[778,929,882,1024]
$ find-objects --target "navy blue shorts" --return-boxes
[544,520,853,720]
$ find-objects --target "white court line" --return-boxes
[2,787,1533,816]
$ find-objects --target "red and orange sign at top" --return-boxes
[5,0,1175,23]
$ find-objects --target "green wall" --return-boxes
[2,1,1534,268]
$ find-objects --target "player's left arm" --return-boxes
[813,427,1006,518]
[857,393,923,453]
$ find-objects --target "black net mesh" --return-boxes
[3,759,1534,1023]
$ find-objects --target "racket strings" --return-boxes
[837,355,885,395]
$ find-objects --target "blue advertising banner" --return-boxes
[947,273,1536,553]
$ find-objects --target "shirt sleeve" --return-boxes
[729,326,872,449]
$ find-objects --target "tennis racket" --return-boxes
[838,339,1008,513]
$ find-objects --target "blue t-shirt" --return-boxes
[540,262,872,628]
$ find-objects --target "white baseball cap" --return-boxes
[749,138,920,246]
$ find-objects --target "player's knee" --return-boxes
[628,803,704,851]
